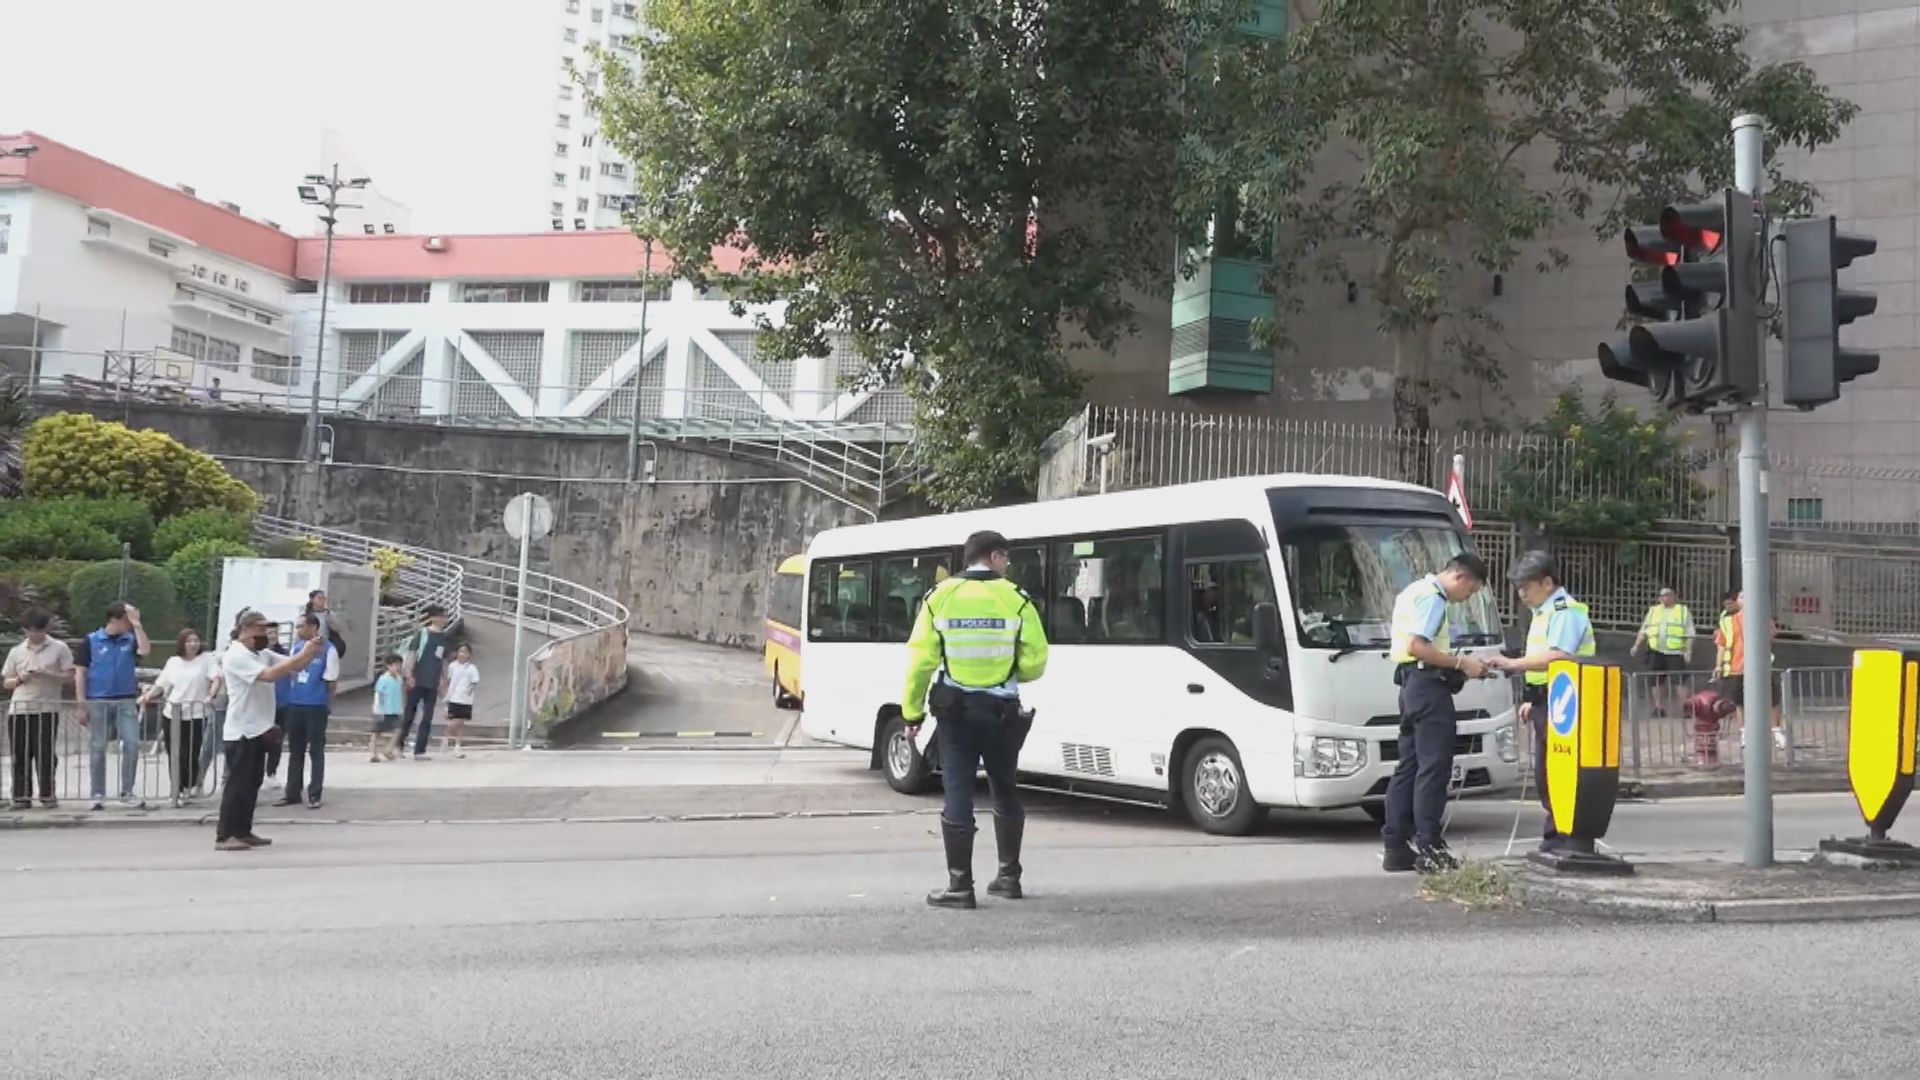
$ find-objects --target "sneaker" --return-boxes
[38,798,58,809]
[215,837,252,852]
[90,799,105,811]
[1415,843,1462,874]
[9,799,30,811]
[307,796,322,810]
[238,834,273,848]
[271,796,300,807]
[120,797,146,810]
[1773,730,1789,751]
[1383,845,1417,873]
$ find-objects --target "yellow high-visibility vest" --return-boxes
[1524,593,1597,686]
[1642,603,1692,655]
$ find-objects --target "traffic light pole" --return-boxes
[1731,113,1774,869]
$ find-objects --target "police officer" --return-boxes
[901,530,1050,909]
[1487,551,1594,852]
[1381,553,1490,874]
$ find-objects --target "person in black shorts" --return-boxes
[441,643,478,758]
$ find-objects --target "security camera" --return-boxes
[1086,432,1117,453]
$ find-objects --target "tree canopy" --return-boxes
[1182,0,1858,432]
[593,0,1212,506]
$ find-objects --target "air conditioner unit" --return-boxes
[218,200,241,213]
[382,223,396,234]
[423,236,448,252]
[552,219,566,231]
[573,218,587,231]
[363,224,376,235]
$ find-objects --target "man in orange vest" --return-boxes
[1714,590,1784,753]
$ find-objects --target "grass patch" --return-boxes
[1420,859,1513,910]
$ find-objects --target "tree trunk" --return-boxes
[1390,319,1438,486]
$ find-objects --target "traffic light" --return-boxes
[1599,189,1761,411]
[1781,217,1878,410]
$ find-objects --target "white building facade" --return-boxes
[549,0,643,231]
[2,130,906,433]
[1,133,303,402]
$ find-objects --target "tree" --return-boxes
[1501,386,1708,540]
[590,0,1209,506]
[1184,0,1858,436]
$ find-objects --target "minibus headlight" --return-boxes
[1294,734,1366,778]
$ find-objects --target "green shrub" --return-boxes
[0,496,155,560]
[0,559,88,627]
[66,560,180,638]
[154,508,253,560]
[22,412,259,520]
[166,539,256,636]
[264,534,325,561]
[0,515,119,561]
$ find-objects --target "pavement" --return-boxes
[8,808,1920,1078]
[1512,855,1920,923]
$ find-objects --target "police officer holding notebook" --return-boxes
[1381,553,1489,875]
[901,530,1050,910]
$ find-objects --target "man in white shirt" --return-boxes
[217,610,324,851]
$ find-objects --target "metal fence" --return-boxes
[1608,667,1852,777]
[38,368,923,505]
[254,515,632,744]
[1046,404,1707,518]
[3,700,228,810]
[1044,403,1920,534]
[1042,405,1920,640]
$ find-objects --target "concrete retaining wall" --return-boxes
[51,398,871,647]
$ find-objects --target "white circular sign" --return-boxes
[504,493,554,541]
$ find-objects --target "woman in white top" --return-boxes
[139,628,223,807]
[442,643,479,758]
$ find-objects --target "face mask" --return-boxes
[250,632,272,650]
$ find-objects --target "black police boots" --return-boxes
[987,815,1025,899]
[927,821,977,909]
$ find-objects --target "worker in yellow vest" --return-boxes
[1716,589,1785,753]
[1489,552,1595,852]
[1631,587,1694,719]
[901,530,1049,909]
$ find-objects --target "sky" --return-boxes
[0,0,559,235]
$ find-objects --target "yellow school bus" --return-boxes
[765,554,806,708]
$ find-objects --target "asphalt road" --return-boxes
[6,801,1919,1079]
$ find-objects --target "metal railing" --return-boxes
[3,700,226,809]
[252,516,631,740]
[36,357,923,506]
[1043,403,1920,533]
[252,517,466,662]
[1609,667,1854,777]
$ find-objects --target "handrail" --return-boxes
[251,515,631,740]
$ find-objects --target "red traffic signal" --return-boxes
[1660,200,1728,254]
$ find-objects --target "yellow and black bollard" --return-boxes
[1818,649,1920,863]
[1528,658,1634,875]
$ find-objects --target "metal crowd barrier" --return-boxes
[2,700,227,810]
[1611,666,1854,776]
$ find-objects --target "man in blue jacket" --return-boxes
[275,614,339,810]
[73,602,150,810]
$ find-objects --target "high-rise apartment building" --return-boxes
[548,0,644,231]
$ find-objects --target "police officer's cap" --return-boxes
[1506,550,1560,585]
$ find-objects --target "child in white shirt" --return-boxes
[442,644,479,758]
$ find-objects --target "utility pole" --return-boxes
[297,167,370,513]
[626,233,654,482]
[1730,113,1773,869]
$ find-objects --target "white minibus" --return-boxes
[797,474,1520,834]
